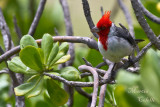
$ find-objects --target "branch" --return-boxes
[80,67,107,78]
[96,62,106,68]
[64,84,74,107]
[82,0,99,38]
[38,36,98,50]
[78,65,99,107]
[130,0,160,49]
[43,71,113,87]
[121,41,152,69]
[0,8,24,107]
[0,8,12,51]
[0,36,98,63]
[98,64,114,107]
[60,0,73,36]
[28,0,46,36]
[60,0,75,68]
[44,72,96,87]
[0,46,20,63]
[117,0,134,37]
[82,57,93,67]
[138,0,160,24]
[59,1,75,105]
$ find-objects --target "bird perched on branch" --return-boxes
[91,11,143,62]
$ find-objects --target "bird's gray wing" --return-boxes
[114,23,136,47]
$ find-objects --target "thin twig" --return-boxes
[121,42,152,69]
[78,65,99,107]
[28,0,46,36]
[82,57,92,67]
[80,72,92,78]
[75,87,92,99]
[100,6,104,16]
[126,67,139,73]
[138,0,160,24]
[96,62,106,68]
[64,84,74,107]
[54,28,60,36]
[130,0,160,49]
[82,0,99,38]
[80,67,107,78]
[117,0,134,37]
[13,16,22,40]
[98,64,114,107]
[0,68,9,74]
[103,58,112,65]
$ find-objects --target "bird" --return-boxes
[91,11,143,63]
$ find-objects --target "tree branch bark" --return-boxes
[28,0,46,36]
[130,0,160,49]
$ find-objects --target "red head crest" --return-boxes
[96,11,112,50]
[97,11,112,29]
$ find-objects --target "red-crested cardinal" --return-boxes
[92,11,143,62]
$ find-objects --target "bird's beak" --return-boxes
[91,26,100,33]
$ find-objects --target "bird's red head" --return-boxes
[96,11,112,50]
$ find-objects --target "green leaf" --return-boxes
[20,46,44,71]
[14,76,40,96]
[54,54,70,65]
[41,33,54,64]
[20,35,38,49]
[43,91,54,106]
[105,85,116,105]
[37,48,44,64]
[116,70,140,86]
[7,57,37,74]
[47,42,59,66]
[140,49,160,103]
[27,77,44,98]
[49,52,65,66]
[86,49,104,67]
[60,66,80,81]
[27,75,40,82]
[59,42,69,54]
[46,79,68,106]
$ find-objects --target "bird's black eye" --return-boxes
[100,27,106,30]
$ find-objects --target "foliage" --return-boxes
[7,34,80,106]
[111,49,160,107]
[0,0,160,107]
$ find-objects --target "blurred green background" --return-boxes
[0,0,160,107]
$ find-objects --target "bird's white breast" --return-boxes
[98,23,134,62]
